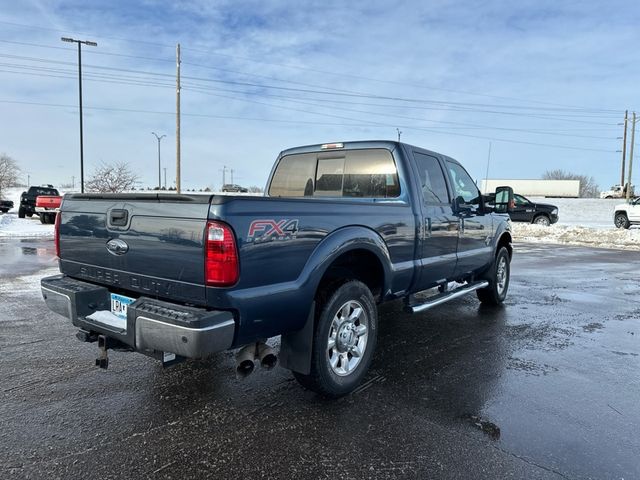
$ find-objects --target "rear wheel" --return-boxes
[614,213,630,229]
[533,215,550,226]
[477,247,510,305]
[293,280,377,398]
[18,207,25,218]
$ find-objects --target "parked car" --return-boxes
[35,195,62,224]
[485,192,558,226]
[614,197,640,229]
[0,198,14,213]
[222,184,249,193]
[41,141,514,397]
[19,185,59,218]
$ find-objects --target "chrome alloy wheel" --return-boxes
[326,300,369,376]
[496,255,508,295]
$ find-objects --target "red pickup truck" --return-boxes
[35,195,62,224]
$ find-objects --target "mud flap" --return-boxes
[279,302,315,375]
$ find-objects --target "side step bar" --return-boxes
[405,281,489,313]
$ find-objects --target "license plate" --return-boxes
[110,293,135,320]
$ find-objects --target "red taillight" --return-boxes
[205,221,239,287]
[54,212,61,257]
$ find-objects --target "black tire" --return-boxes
[0,209,8,214]
[293,280,378,398]
[477,246,511,305]
[18,207,25,218]
[532,215,551,226]
[40,214,47,224]
[26,212,33,218]
[614,212,630,229]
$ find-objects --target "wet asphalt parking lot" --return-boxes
[0,235,638,479]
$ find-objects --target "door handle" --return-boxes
[109,209,128,227]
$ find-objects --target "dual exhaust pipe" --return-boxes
[235,342,278,379]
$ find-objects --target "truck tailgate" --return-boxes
[58,193,213,305]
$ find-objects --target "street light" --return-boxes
[151,132,166,189]
[61,37,97,193]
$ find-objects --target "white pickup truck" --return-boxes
[614,198,640,229]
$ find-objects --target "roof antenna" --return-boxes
[396,128,402,142]
[483,141,492,193]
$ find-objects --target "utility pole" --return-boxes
[163,168,167,189]
[621,110,628,187]
[61,37,97,193]
[71,176,75,189]
[230,168,234,184]
[627,112,636,202]
[151,132,166,189]
[27,174,30,187]
[396,128,402,142]
[176,43,181,194]
[220,165,227,186]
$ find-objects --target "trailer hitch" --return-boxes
[96,335,110,369]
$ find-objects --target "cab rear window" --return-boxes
[268,149,400,198]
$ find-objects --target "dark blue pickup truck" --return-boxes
[41,141,513,397]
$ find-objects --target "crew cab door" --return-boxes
[510,194,535,222]
[411,152,458,289]
[629,199,640,221]
[445,160,493,277]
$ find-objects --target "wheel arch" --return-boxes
[280,226,391,375]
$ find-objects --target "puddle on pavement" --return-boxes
[0,238,57,276]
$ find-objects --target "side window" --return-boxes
[268,153,317,197]
[514,194,528,206]
[446,161,481,206]
[343,149,399,198]
[413,152,449,204]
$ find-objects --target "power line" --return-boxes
[0,52,622,121]
[184,86,617,141]
[0,63,619,139]
[0,31,626,115]
[0,98,616,153]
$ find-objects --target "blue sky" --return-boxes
[0,0,639,191]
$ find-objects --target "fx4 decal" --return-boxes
[247,219,299,243]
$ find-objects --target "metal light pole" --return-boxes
[61,37,97,193]
[151,132,166,189]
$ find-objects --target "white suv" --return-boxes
[614,198,640,229]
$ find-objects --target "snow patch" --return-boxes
[511,223,640,251]
[0,213,54,238]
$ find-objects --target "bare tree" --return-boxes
[0,153,20,194]
[248,185,264,193]
[85,162,139,193]
[542,169,599,198]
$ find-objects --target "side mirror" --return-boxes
[494,186,514,213]
[455,195,475,214]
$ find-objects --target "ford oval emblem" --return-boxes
[106,238,129,256]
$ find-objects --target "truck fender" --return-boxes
[280,226,392,375]
[492,222,513,258]
[297,225,393,298]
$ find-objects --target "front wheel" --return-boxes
[614,213,630,229]
[533,215,551,226]
[477,246,511,305]
[293,280,378,398]
[18,207,25,218]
